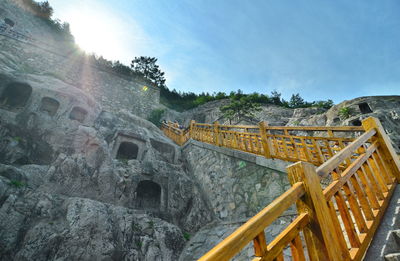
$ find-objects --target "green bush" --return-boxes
[9,180,25,188]
[147,109,165,127]
[183,232,191,241]
[339,107,352,119]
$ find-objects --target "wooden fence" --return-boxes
[198,117,400,261]
[161,120,364,165]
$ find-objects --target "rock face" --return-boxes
[0,2,214,260]
[165,96,400,152]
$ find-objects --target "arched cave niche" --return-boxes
[0,82,32,112]
[136,180,161,210]
[116,142,139,160]
[69,106,87,123]
[351,119,362,126]
[358,102,373,114]
[40,97,59,116]
[4,18,15,27]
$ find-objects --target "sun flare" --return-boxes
[66,7,125,60]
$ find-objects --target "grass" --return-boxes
[9,180,25,188]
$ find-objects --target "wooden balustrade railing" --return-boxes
[161,120,364,166]
[198,117,400,261]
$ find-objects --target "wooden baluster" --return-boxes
[349,175,374,221]
[300,138,312,163]
[372,151,391,184]
[334,190,361,248]
[190,120,195,139]
[355,169,380,210]
[342,181,368,233]
[287,162,346,261]
[326,200,351,255]
[311,139,324,164]
[362,117,400,182]
[361,164,384,201]
[253,231,268,257]
[290,234,306,261]
[367,156,388,193]
[274,252,284,261]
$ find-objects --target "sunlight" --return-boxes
[65,6,128,60]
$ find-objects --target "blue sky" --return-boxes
[48,0,400,103]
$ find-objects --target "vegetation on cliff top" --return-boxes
[24,0,334,113]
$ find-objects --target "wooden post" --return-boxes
[214,121,220,146]
[190,120,195,139]
[287,162,348,261]
[259,121,271,158]
[362,117,400,182]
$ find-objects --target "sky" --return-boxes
[48,0,400,103]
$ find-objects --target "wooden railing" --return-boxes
[198,117,400,261]
[162,120,364,165]
[161,122,190,146]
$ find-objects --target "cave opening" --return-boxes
[351,119,362,126]
[358,103,373,114]
[0,82,32,112]
[136,180,161,210]
[69,106,87,123]
[116,142,139,160]
[40,97,60,116]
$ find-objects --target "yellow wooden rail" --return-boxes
[161,120,364,165]
[197,117,400,261]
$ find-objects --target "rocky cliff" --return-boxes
[1,1,400,260]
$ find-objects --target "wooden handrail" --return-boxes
[161,120,364,166]
[198,182,305,261]
[198,117,400,261]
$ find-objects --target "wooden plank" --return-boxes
[265,126,364,132]
[316,129,376,178]
[198,183,305,261]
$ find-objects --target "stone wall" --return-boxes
[183,140,291,222]
[0,0,160,119]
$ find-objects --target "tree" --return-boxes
[220,96,262,124]
[131,56,166,88]
[270,90,282,105]
[289,93,306,108]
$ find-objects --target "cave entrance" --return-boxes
[0,82,32,112]
[358,103,373,114]
[351,119,362,126]
[116,142,139,160]
[136,180,161,210]
[69,106,87,123]
[40,97,60,116]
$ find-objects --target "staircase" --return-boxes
[161,117,400,260]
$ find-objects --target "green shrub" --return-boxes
[339,107,352,119]
[9,180,25,188]
[147,109,165,127]
[183,232,191,241]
